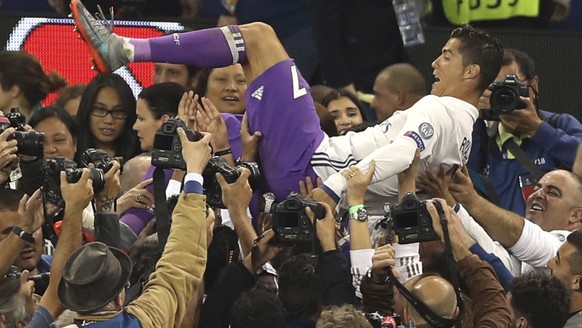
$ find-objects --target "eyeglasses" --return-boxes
[91,106,128,119]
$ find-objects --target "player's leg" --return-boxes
[70,0,286,82]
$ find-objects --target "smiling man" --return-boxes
[70,0,502,208]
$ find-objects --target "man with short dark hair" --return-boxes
[547,230,582,327]
[508,272,570,328]
[371,63,426,122]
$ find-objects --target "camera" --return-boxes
[488,74,529,116]
[43,157,105,207]
[202,156,261,208]
[0,108,44,157]
[390,193,439,244]
[365,312,403,328]
[80,148,124,173]
[151,118,202,170]
[272,193,326,244]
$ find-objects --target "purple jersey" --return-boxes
[246,59,324,200]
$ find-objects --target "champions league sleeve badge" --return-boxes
[418,122,434,139]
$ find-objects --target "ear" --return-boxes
[464,64,481,80]
[568,207,582,225]
[396,89,405,106]
[161,114,171,123]
[403,305,413,324]
[8,84,21,98]
[572,274,582,292]
[516,316,528,328]
[529,75,539,93]
[115,291,125,310]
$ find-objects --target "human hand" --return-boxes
[205,206,215,248]
[61,169,94,214]
[240,113,261,162]
[478,89,492,111]
[371,244,399,281]
[417,164,457,206]
[216,167,252,214]
[299,176,323,199]
[305,202,336,252]
[17,189,56,233]
[177,91,198,130]
[342,161,375,207]
[245,229,284,273]
[448,166,480,208]
[116,178,155,214]
[499,96,542,136]
[195,97,231,151]
[310,187,338,214]
[178,128,212,174]
[425,199,474,261]
[95,161,121,212]
[0,127,18,170]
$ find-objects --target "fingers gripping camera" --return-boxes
[272,193,326,244]
[151,118,202,171]
[43,157,105,207]
[0,108,44,157]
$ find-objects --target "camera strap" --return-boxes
[504,139,543,182]
[153,167,171,251]
[390,201,465,328]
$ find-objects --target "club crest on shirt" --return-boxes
[418,122,434,139]
[404,131,425,151]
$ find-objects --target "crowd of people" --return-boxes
[1,0,582,327]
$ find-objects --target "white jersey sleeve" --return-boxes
[509,220,570,268]
[322,96,455,198]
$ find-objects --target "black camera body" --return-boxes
[43,157,105,207]
[488,74,529,116]
[391,193,439,244]
[0,108,44,157]
[151,118,201,170]
[202,156,261,208]
[80,148,124,174]
[272,193,326,244]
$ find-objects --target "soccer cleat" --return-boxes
[70,0,128,73]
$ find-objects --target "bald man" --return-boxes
[371,63,426,122]
[404,274,457,321]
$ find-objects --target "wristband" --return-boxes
[214,148,232,156]
[12,226,35,243]
[348,204,364,215]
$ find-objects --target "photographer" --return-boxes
[469,48,582,216]
[0,170,92,327]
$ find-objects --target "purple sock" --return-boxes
[120,165,172,235]
[130,25,247,67]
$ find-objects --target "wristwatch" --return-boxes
[349,205,368,222]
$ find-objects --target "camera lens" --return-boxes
[14,131,44,157]
[490,87,519,114]
[89,169,106,193]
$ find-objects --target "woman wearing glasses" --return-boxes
[75,73,140,163]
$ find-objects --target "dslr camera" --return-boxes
[0,108,44,157]
[272,193,326,244]
[202,156,261,208]
[487,74,529,116]
[43,157,105,207]
[80,148,124,174]
[151,118,201,170]
[390,193,439,244]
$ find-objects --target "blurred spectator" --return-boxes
[321,89,367,135]
[371,63,426,123]
[54,84,86,118]
[0,51,66,119]
[153,62,201,90]
[316,304,372,328]
[508,272,570,328]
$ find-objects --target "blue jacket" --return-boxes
[468,110,582,215]
[72,312,141,327]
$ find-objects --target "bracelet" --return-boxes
[12,226,35,243]
[348,204,364,215]
[214,148,232,156]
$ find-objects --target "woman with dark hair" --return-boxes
[133,82,185,151]
[321,89,366,134]
[18,106,78,195]
[75,73,139,162]
[0,51,67,118]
